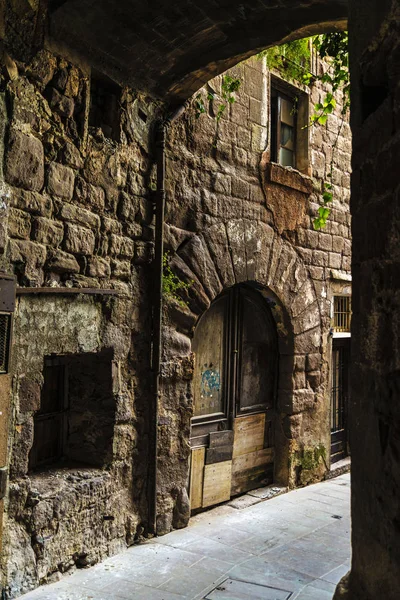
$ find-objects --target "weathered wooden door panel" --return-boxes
[238,294,277,414]
[232,413,265,458]
[205,445,233,464]
[231,447,274,496]
[192,295,226,419]
[189,285,278,511]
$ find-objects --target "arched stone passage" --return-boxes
[1,0,398,596]
[157,221,330,532]
[48,0,347,101]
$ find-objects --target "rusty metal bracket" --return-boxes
[0,274,16,313]
[0,467,7,500]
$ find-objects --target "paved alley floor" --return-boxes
[19,473,351,600]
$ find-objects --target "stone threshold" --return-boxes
[325,456,351,481]
[227,459,351,510]
[227,484,288,509]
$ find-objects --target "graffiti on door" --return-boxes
[201,366,221,398]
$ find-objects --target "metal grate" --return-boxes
[205,579,291,599]
[333,296,352,332]
[331,346,346,432]
[0,313,11,374]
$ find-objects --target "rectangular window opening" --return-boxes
[271,87,297,168]
[89,71,121,141]
[29,349,116,473]
[270,78,309,174]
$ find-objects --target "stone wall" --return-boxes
[0,5,352,596]
[336,0,400,598]
[4,292,151,598]
[0,14,159,594]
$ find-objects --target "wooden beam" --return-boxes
[16,287,122,296]
[209,430,234,447]
[205,444,233,464]
[189,447,205,510]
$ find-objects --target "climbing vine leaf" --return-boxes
[195,74,241,120]
[162,252,192,306]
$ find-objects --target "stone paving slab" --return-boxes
[19,474,351,600]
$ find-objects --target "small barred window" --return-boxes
[333,296,352,332]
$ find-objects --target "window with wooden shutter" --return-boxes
[270,78,309,174]
[271,88,296,168]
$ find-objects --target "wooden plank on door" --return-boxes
[202,460,232,508]
[232,413,266,458]
[231,447,274,496]
[232,447,274,473]
[189,447,205,510]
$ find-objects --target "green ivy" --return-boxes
[259,38,311,83]
[307,32,349,230]
[310,92,337,126]
[313,181,334,230]
[310,32,350,114]
[195,74,241,120]
[162,252,192,306]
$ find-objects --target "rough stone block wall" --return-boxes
[4,292,151,598]
[162,55,352,505]
[0,7,159,595]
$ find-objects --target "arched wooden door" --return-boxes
[189,285,278,511]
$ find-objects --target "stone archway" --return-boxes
[48,0,347,101]
[2,0,399,596]
[157,221,329,533]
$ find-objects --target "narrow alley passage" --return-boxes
[19,474,351,600]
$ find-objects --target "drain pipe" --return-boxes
[148,102,188,535]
